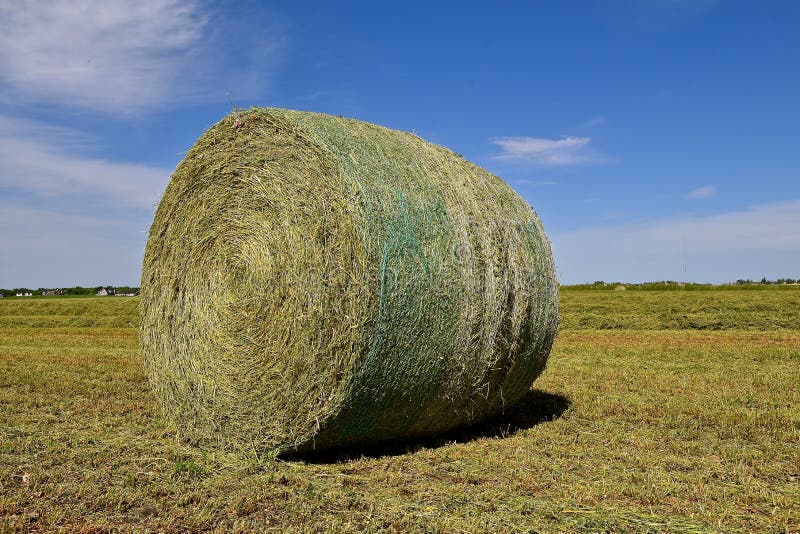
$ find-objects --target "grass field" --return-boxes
[1,290,798,532]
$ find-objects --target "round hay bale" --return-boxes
[140,108,559,453]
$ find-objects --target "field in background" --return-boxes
[2,289,798,330]
[1,290,798,531]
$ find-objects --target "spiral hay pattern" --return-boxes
[140,108,558,452]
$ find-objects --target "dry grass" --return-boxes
[0,297,138,328]
[1,290,798,532]
[559,287,800,330]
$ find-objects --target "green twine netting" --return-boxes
[140,108,559,452]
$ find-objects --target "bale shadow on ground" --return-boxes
[286,389,570,464]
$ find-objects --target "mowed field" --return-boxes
[1,290,798,532]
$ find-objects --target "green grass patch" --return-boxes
[3,290,798,330]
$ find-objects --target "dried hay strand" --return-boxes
[140,108,559,453]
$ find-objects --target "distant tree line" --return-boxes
[742,277,798,285]
[0,286,139,297]
[563,279,798,290]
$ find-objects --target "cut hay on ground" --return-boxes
[140,108,559,453]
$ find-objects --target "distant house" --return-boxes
[42,289,65,296]
[15,292,32,297]
[96,288,108,296]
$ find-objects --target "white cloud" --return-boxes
[582,116,606,128]
[687,185,716,200]
[513,179,558,186]
[492,136,597,165]
[0,204,146,287]
[552,199,800,283]
[0,115,169,209]
[0,0,283,114]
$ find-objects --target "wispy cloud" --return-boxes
[0,0,284,114]
[513,179,559,186]
[0,203,146,287]
[582,116,606,128]
[687,185,716,200]
[0,115,169,209]
[552,199,800,283]
[491,136,599,165]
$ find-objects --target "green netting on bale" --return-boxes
[140,108,559,453]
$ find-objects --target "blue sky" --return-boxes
[1,0,798,286]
